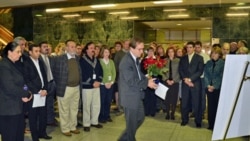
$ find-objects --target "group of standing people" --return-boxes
[0,36,248,141]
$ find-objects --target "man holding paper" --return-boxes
[23,44,52,141]
[118,37,158,141]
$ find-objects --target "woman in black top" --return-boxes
[0,42,32,141]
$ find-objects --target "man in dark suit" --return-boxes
[39,41,57,126]
[179,41,204,128]
[52,40,82,136]
[23,44,52,141]
[118,38,158,141]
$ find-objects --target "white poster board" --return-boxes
[212,55,250,140]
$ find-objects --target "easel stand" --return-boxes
[223,61,250,140]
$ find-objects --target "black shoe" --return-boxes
[181,121,188,126]
[39,135,52,140]
[91,124,103,128]
[99,120,107,124]
[107,118,113,122]
[165,114,170,120]
[196,123,201,128]
[83,127,90,132]
[170,115,175,120]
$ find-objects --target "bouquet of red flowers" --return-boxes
[143,56,168,77]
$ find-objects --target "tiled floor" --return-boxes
[8,110,248,141]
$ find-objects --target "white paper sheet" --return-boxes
[155,82,168,100]
[32,94,46,108]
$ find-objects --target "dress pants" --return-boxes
[165,83,179,116]
[118,101,145,141]
[57,86,80,133]
[28,103,47,141]
[0,113,24,141]
[46,81,56,124]
[206,89,220,129]
[181,82,202,124]
[82,88,101,127]
[143,88,157,116]
[99,85,113,121]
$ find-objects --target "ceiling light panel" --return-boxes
[168,14,189,18]
[163,8,186,12]
[109,11,130,15]
[153,0,182,4]
[90,4,116,8]
[226,13,249,16]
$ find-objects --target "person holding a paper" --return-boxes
[179,41,204,128]
[118,37,158,141]
[163,47,180,120]
[23,44,52,141]
[0,42,32,141]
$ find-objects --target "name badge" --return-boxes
[93,74,96,79]
[108,76,112,81]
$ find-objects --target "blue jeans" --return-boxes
[99,85,114,121]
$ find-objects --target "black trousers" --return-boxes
[118,101,145,141]
[165,83,179,115]
[0,113,24,141]
[181,82,202,124]
[206,89,220,129]
[143,88,157,116]
[28,102,47,141]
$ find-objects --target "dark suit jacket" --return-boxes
[52,54,82,97]
[0,58,29,115]
[179,54,204,84]
[119,52,148,110]
[23,56,48,95]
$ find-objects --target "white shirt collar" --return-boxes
[66,53,75,59]
[130,51,137,62]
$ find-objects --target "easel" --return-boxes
[222,61,250,140]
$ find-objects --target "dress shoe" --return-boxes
[107,118,113,122]
[39,135,52,140]
[165,114,170,120]
[181,121,188,126]
[62,132,72,136]
[83,127,90,132]
[196,123,202,128]
[47,122,58,126]
[91,124,103,128]
[70,129,80,134]
[99,120,107,123]
[170,115,175,120]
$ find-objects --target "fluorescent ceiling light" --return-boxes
[88,11,96,14]
[79,18,95,22]
[90,4,116,8]
[46,8,62,13]
[176,23,182,26]
[163,8,186,12]
[62,14,80,18]
[226,13,249,17]
[230,6,250,9]
[153,0,182,4]
[120,16,139,20]
[168,14,189,18]
[236,3,245,6]
[109,11,130,15]
[35,14,43,17]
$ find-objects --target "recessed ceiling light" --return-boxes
[120,16,139,20]
[46,8,62,13]
[62,14,80,18]
[229,6,250,9]
[35,14,43,17]
[153,0,182,4]
[109,11,130,15]
[163,8,186,12]
[168,14,189,18]
[177,24,182,26]
[226,13,249,17]
[79,18,95,22]
[88,11,96,14]
[236,3,245,6]
[90,4,116,8]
